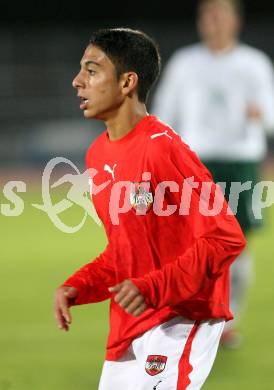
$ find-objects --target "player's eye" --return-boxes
[88,69,96,75]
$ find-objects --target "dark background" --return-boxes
[1,0,274,21]
[0,0,273,166]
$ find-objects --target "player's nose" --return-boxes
[72,71,84,89]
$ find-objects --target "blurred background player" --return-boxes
[152,0,274,347]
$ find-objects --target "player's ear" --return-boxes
[120,72,139,98]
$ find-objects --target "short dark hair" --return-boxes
[198,0,243,17]
[89,28,161,103]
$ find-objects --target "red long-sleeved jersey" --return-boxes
[63,115,246,360]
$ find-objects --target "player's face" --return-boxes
[72,45,124,120]
[198,1,240,44]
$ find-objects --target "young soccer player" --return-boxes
[54,28,246,389]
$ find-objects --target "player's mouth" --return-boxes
[79,97,89,110]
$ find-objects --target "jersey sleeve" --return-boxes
[62,243,116,305]
[130,136,246,310]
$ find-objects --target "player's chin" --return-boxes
[83,108,96,119]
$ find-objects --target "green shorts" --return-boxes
[202,160,262,234]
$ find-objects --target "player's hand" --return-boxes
[108,280,147,317]
[54,286,78,331]
[246,104,262,120]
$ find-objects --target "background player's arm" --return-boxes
[247,54,274,133]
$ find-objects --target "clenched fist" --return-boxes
[108,279,147,317]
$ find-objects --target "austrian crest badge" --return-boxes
[145,355,167,376]
[130,181,153,214]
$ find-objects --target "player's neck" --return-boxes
[205,37,237,54]
[105,101,148,141]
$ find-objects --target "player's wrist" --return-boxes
[61,281,83,305]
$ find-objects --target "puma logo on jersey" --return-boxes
[150,130,172,140]
[104,163,117,180]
